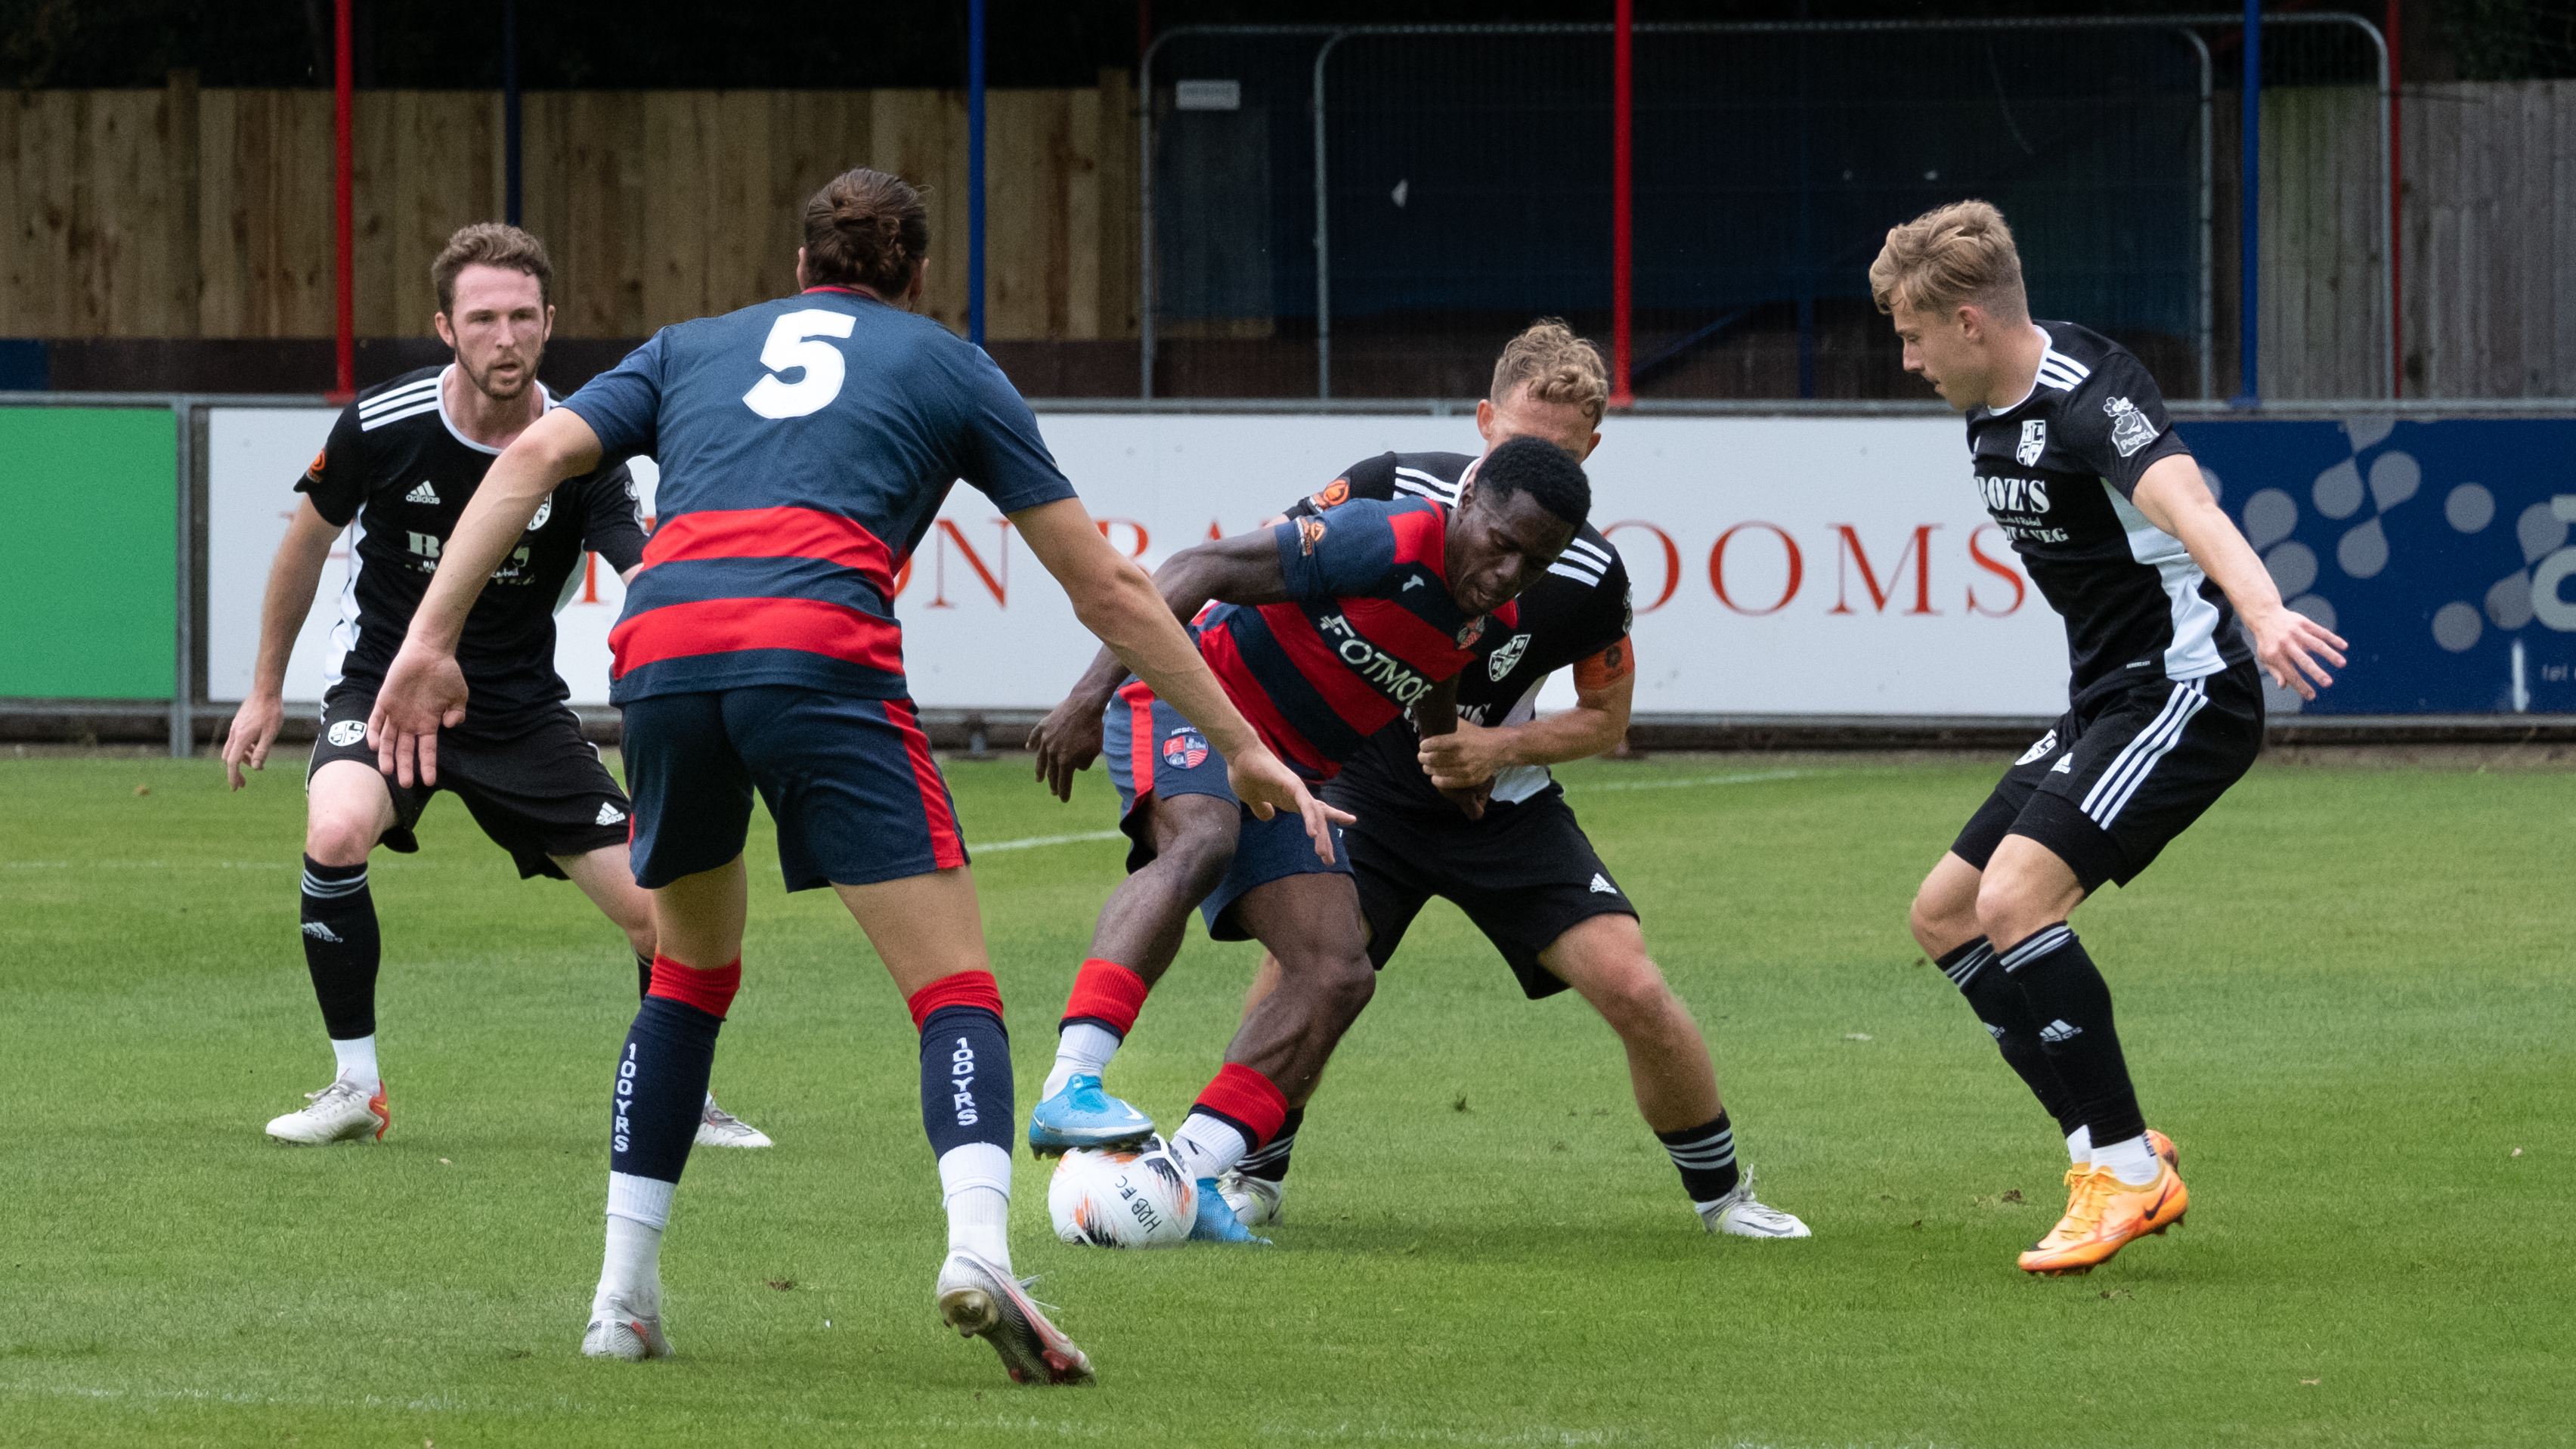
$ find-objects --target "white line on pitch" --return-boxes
[971,829,1125,853]
[1567,769,1812,792]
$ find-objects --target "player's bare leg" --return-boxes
[558,844,770,1149]
[265,760,401,1144]
[1033,791,1239,1152]
[1154,872,1373,1243]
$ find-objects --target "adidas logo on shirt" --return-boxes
[595,802,628,827]
[301,921,343,943]
[2039,1019,2082,1043]
[1589,873,1620,895]
[405,481,440,504]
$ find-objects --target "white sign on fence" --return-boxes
[205,407,2072,717]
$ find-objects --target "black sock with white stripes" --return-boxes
[1236,1107,1303,1184]
[1938,936,2083,1136]
[1658,1112,1739,1204]
[299,856,379,1040]
[1999,923,2147,1147]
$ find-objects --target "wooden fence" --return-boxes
[2402,79,2576,399]
[0,74,1136,344]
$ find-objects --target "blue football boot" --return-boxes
[1025,1074,1155,1157]
[1188,1177,1271,1245]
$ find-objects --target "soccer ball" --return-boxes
[1048,1135,1197,1249]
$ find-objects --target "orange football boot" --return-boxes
[2147,1129,2179,1171]
[2017,1162,2189,1276]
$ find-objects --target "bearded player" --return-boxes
[1025,436,1592,1242]
[1876,202,2345,1274]
[1203,320,1806,1239]
[221,223,766,1151]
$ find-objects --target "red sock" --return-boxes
[1190,1062,1290,1149]
[646,955,741,1019]
[1060,958,1149,1037]
[905,969,1005,1033]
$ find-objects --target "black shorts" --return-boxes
[1336,785,1639,1000]
[1952,660,2264,892]
[306,683,633,880]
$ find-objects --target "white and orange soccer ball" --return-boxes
[1048,1135,1197,1249]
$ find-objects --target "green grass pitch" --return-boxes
[2,749,2569,1447]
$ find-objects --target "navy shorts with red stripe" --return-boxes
[621,685,968,891]
[1101,678,1349,941]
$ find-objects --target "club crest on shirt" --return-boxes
[1455,618,1487,649]
[2016,420,2048,466]
[1298,516,1327,556]
[2105,396,2159,457]
[527,494,553,531]
[1488,631,1531,682]
[1309,478,1349,509]
[1161,727,1209,769]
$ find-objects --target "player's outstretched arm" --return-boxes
[2133,455,2348,700]
[370,408,604,786]
[1023,524,1294,801]
[1014,500,1351,859]
[221,497,342,790]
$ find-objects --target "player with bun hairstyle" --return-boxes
[1875,200,2345,1275]
[370,167,1337,1382]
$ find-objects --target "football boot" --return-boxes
[935,1250,1097,1386]
[1695,1166,1813,1239]
[695,1093,774,1149]
[2147,1128,2180,1171]
[2017,1162,2189,1276]
[265,1073,389,1144]
[581,1290,672,1361]
[1026,1075,1153,1156]
[1217,1169,1284,1228]
[1187,1177,1271,1244]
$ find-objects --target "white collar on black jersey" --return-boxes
[433,362,556,456]
[1984,324,2060,416]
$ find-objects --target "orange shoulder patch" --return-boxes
[1309,478,1350,509]
[1574,635,1635,691]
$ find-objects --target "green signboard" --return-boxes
[0,407,176,699]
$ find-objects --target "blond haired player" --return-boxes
[1875,202,2345,1274]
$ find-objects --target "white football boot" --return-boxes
[695,1093,772,1149]
[1216,1169,1283,1228]
[265,1073,389,1144]
[581,1290,672,1361]
[1696,1167,1812,1239]
[935,1250,1096,1386]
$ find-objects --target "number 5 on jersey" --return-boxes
[742,309,857,419]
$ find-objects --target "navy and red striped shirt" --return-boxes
[1196,496,1514,779]
[562,287,1078,703]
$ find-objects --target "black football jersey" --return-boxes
[296,365,649,738]
[1965,322,2250,701]
[1286,450,1631,816]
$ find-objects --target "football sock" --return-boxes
[1045,958,1149,1097]
[608,957,738,1192]
[2091,1132,2163,1187]
[1236,1107,1305,1185]
[1173,1063,1289,1180]
[634,951,653,1001]
[1999,923,2150,1154]
[1043,1023,1124,1100]
[2066,1124,2094,1167]
[1940,935,2083,1138]
[330,1034,379,1091]
[299,856,380,1045]
[596,1175,671,1314]
[1658,1112,1742,1203]
[910,971,1016,1268]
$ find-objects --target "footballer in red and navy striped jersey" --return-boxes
[1021,436,1591,1225]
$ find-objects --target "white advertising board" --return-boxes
[206,407,2073,716]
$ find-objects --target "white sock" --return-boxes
[2092,1132,2162,1186]
[330,1035,379,1091]
[2065,1124,2093,1167]
[939,1142,1014,1270]
[1170,1113,1248,1182]
[1041,1023,1123,1099]
[597,1172,673,1315]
